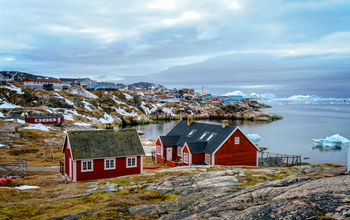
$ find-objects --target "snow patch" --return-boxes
[67,87,98,99]
[0,84,24,94]
[0,112,4,117]
[74,122,92,127]
[82,101,93,112]
[99,112,114,124]
[22,123,50,132]
[16,185,40,190]
[124,93,133,100]
[0,99,22,109]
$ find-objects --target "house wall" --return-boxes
[191,153,205,164]
[25,116,64,124]
[63,139,71,176]
[76,156,142,181]
[182,145,190,166]
[214,129,257,166]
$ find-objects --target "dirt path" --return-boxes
[27,166,59,172]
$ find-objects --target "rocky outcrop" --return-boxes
[129,166,349,219]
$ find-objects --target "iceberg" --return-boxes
[223,90,247,97]
[313,134,350,147]
[247,134,261,144]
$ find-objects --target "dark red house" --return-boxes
[156,120,258,167]
[61,129,145,182]
[25,113,64,125]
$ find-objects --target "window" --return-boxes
[183,153,189,163]
[187,129,196,137]
[199,132,209,140]
[156,146,161,155]
[81,160,93,172]
[34,119,41,122]
[235,137,240,144]
[43,118,49,122]
[50,118,56,122]
[177,147,182,156]
[127,157,137,168]
[206,133,216,141]
[104,158,115,170]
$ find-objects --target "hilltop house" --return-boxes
[156,120,258,167]
[61,129,145,181]
[25,113,64,125]
[23,78,63,90]
[59,78,96,87]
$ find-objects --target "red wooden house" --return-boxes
[156,120,258,167]
[25,113,64,125]
[61,129,145,182]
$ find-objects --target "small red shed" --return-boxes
[25,113,64,125]
[156,120,258,167]
[61,129,145,182]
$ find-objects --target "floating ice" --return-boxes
[247,134,261,143]
[313,134,350,147]
[223,90,247,97]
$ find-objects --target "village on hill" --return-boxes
[1,71,348,219]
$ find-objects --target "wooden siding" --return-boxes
[191,153,205,164]
[156,137,162,147]
[214,129,257,166]
[182,144,190,166]
[63,139,71,176]
[75,156,141,181]
[156,156,166,164]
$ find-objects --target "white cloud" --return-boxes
[148,0,177,10]
[2,57,15,61]
[162,11,201,25]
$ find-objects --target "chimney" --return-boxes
[222,120,229,128]
[187,117,193,126]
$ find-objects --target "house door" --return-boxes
[167,148,172,161]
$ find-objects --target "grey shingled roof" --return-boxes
[187,142,207,154]
[159,135,180,146]
[66,129,145,160]
[162,120,237,154]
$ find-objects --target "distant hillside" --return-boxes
[0,71,58,81]
[128,82,164,90]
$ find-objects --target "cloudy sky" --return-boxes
[1,0,349,97]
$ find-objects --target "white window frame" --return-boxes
[235,137,240,144]
[50,118,56,122]
[43,118,49,122]
[81,160,93,172]
[156,146,161,155]
[104,158,116,170]
[183,153,189,163]
[126,157,137,168]
[177,147,182,156]
[34,119,41,122]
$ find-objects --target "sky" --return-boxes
[0,0,350,97]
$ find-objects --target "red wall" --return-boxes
[182,145,190,166]
[214,129,257,166]
[156,156,166,164]
[76,156,142,181]
[25,116,64,124]
[156,138,162,147]
[63,139,71,176]
[191,153,204,164]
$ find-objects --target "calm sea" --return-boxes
[132,103,350,164]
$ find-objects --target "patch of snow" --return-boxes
[15,185,40,190]
[247,134,261,143]
[313,134,350,147]
[0,84,24,94]
[74,122,92,127]
[63,113,74,121]
[162,107,176,116]
[99,112,114,124]
[115,107,138,117]
[22,123,50,132]
[0,143,11,148]
[67,87,98,99]
[0,112,4,117]
[82,101,93,112]
[0,100,22,109]
[112,96,126,105]
[54,93,74,106]
[17,119,25,124]
[124,93,133,100]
